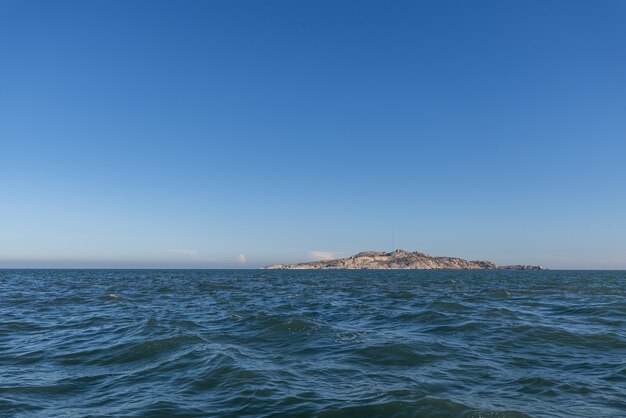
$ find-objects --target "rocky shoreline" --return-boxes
[264,250,544,270]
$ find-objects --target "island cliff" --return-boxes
[263,250,543,270]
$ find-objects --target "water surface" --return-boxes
[1,270,625,417]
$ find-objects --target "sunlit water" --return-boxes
[1,270,625,417]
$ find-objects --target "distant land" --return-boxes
[264,250,544,270]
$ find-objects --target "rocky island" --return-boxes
[264,250,543,270]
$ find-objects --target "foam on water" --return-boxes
[0,269,625,417]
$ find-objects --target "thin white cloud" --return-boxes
[308,251,336,261]
[236,254,247,264]
[166,249,199,256]
[165,249,216,262]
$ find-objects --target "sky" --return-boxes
[1,0,625,269]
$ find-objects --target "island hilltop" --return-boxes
[263,250,543,270]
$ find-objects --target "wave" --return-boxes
[1,269,624,417]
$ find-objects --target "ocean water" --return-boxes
[1,270,625,417]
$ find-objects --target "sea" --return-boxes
[1,269,624,417]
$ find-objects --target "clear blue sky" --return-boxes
[1,0,625,268]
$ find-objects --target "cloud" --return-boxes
[166,249,199,257]
[308,251,336,261]
[165,249,216,262]
[236,254,247,264]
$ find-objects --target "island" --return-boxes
[263,250,544,270]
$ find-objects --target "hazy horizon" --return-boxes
[1,248,624,270]
[2,1,626,269]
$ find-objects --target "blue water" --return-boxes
[1,270,625,417]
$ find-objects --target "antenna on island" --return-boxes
[391,228,394,252]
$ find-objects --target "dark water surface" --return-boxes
[1,270,625,417]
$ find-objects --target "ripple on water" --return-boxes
[350,343,444,367]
